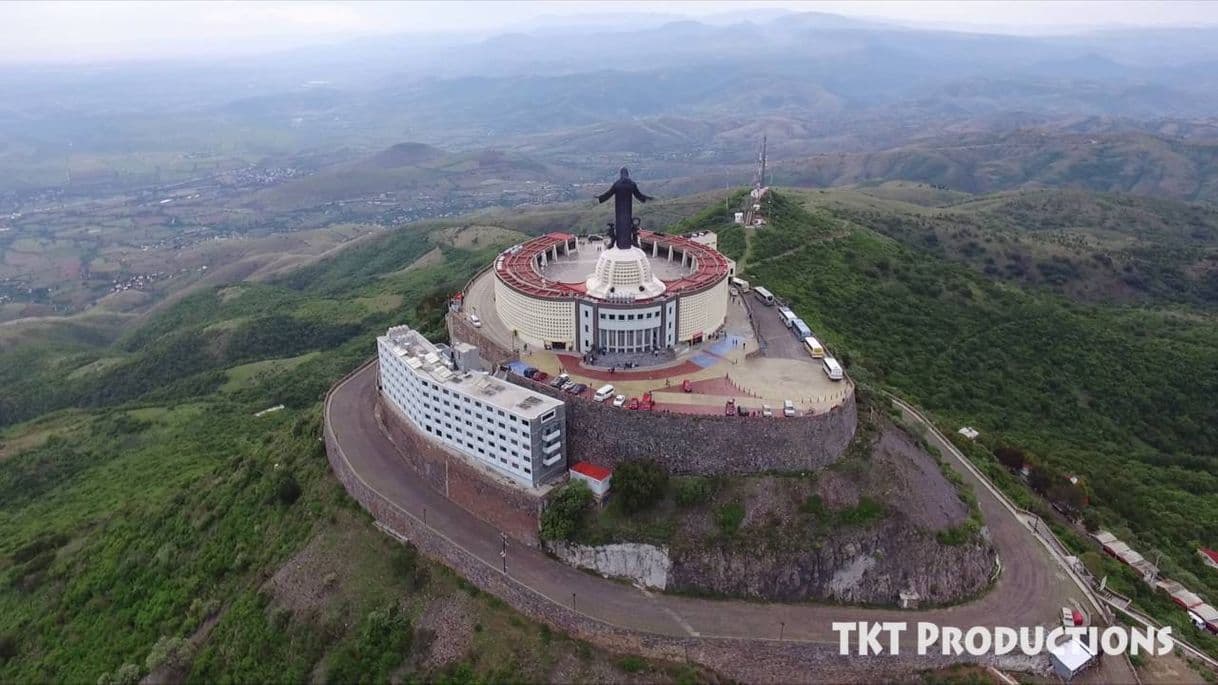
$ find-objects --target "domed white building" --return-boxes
[584,245,667,300]
[492,230,731,354]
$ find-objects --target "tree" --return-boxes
[995,445,1025,471]
[97,663,141,685]
[1081,509,1101,533]
[613,460,669,513]
[1047,482,1087,517]
[145,635,192,673]
[540,482,592,541]
[1027,463,1055,494]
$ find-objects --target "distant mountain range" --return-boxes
[6,10,1218,201]
[771,130,1218,202]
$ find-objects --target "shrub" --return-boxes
[835,497,885,526]
[274,472,302,506]
[715,502,745,535]
[618,656,647,673]
[613,460,668,513]
[800,494,827,517]
[674,478,713,507]
[540,482,592,541]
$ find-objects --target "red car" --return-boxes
[532,371,549,383]
[627,398,640,410]
[724,399,736,416]
[682,379,693,393]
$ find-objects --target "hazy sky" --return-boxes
[4,1,1218,64]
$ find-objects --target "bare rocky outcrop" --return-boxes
[667,519,995,605]
[548,542,672,590]
[564,416,997,606]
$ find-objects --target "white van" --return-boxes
[792,319,812,339]
[777,307,797,328]
[803,336,826,358]
[822,357,844,381]
[593,384,616,402]
[729,276,751,292]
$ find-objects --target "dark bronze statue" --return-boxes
[597,167,652,250]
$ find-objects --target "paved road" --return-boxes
[326,363,1136,680]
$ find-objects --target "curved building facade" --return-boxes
[493,231,731,353]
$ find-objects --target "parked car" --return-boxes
[762,404,773,417]
[550,373,569,388]
[627,397,640,410]
[531,371,549,383]
[682,379,693,393]
[522,367,539,378]
[724,399,736,416]
[783,400,796,417]
[736,404,749,416]
[469,314,482,328]
[566,383,588,395]
[612,394,627,408]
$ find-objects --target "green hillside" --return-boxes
[736,190,1218,646]
[776,130,1218,204]
[0,222,702,683]
[806,184,1218,308]
[3,186,1218,677]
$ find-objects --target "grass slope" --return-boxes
[0,222,706,683]
[740,190,1218,651]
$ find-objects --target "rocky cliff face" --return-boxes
[667,520,995,605]
[550,414,998,606]
[548,542,672,590]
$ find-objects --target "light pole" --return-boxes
[500,532,508,574]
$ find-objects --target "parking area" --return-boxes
[515,289,852,417]
[746,293,806,360]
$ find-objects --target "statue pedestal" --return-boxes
[584,247,667,301]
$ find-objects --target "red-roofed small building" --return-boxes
[1199,548,1218,571]
[569,461,612,498]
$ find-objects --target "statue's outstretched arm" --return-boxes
[632,188,653,203]
[597,188,614,203]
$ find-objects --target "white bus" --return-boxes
[753,286,775,306]
[729,276,751,292]
[777,307,797,328]
[822,356,844,381]
[803,336,826,358]
[792,319,812,339]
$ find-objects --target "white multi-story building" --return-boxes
[377,325,567,488]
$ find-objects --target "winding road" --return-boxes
[325,362,1136,681]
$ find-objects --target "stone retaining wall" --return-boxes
[375,395,542,546]
[324,402,994,683]
[522,377,858,474]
